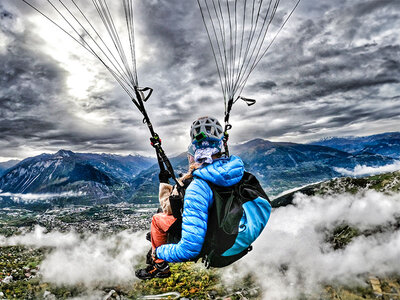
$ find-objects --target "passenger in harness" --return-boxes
[135,116,271,280]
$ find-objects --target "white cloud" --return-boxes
[1,190,400,297]
[0,226,149,287]
[334,161,400,176]
[0,191,85,203]
[224,190,400,299]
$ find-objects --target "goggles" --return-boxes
[193,131,222,143]
[194,131,208,142]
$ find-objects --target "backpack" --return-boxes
[198,171,272,268]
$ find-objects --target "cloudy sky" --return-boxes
[0,0,399,161]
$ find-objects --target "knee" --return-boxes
[152,213,163,225]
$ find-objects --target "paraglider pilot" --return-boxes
[135,116,246,279]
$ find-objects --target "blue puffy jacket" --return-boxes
[156,155,245,262]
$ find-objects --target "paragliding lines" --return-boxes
[197,1,300,124]
[23,0,182,188]
[23,0,142,105]
[197,0,300,156]
[240,0,301,96]
[198,0,300,103]
[234,0,278,97]
[123,0,139,87]
[198,1,227,109]
[92,0,137,87]
[59,1,137,97]
[67,0,135,94]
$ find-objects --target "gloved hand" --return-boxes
[159,170,171,183]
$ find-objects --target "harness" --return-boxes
[167,172,271,268]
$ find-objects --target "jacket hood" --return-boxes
[193,155,245,187]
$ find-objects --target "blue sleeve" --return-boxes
[156,178,213,262]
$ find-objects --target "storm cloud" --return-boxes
[0,0,399,160]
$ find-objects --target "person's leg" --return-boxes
[151,213,177,261]
[136,213,176,280]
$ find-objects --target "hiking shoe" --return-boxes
[135,261,171,280]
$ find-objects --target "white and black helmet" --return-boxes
[190,116,224,142]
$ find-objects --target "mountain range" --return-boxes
[0,132,398,209]
[231,138,394,194]
[0,150,155,208]
[309,132,400,158]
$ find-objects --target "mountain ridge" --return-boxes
[309,131,400,158]
[0,133,399,208]
[0,151,156,208]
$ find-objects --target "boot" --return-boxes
[135,261,171,280]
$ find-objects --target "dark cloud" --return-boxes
[0,0,400,160]
[253,81,277,90]
[0,5,153,158]
[352,0,398,17]
[0,19,67,144]
[137,1,199,66]
[0,117,56,139]
[0,10,12,20]
[198,78,217,88]
[234,0,400,143]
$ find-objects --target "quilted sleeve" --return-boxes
[156,178,213,262]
